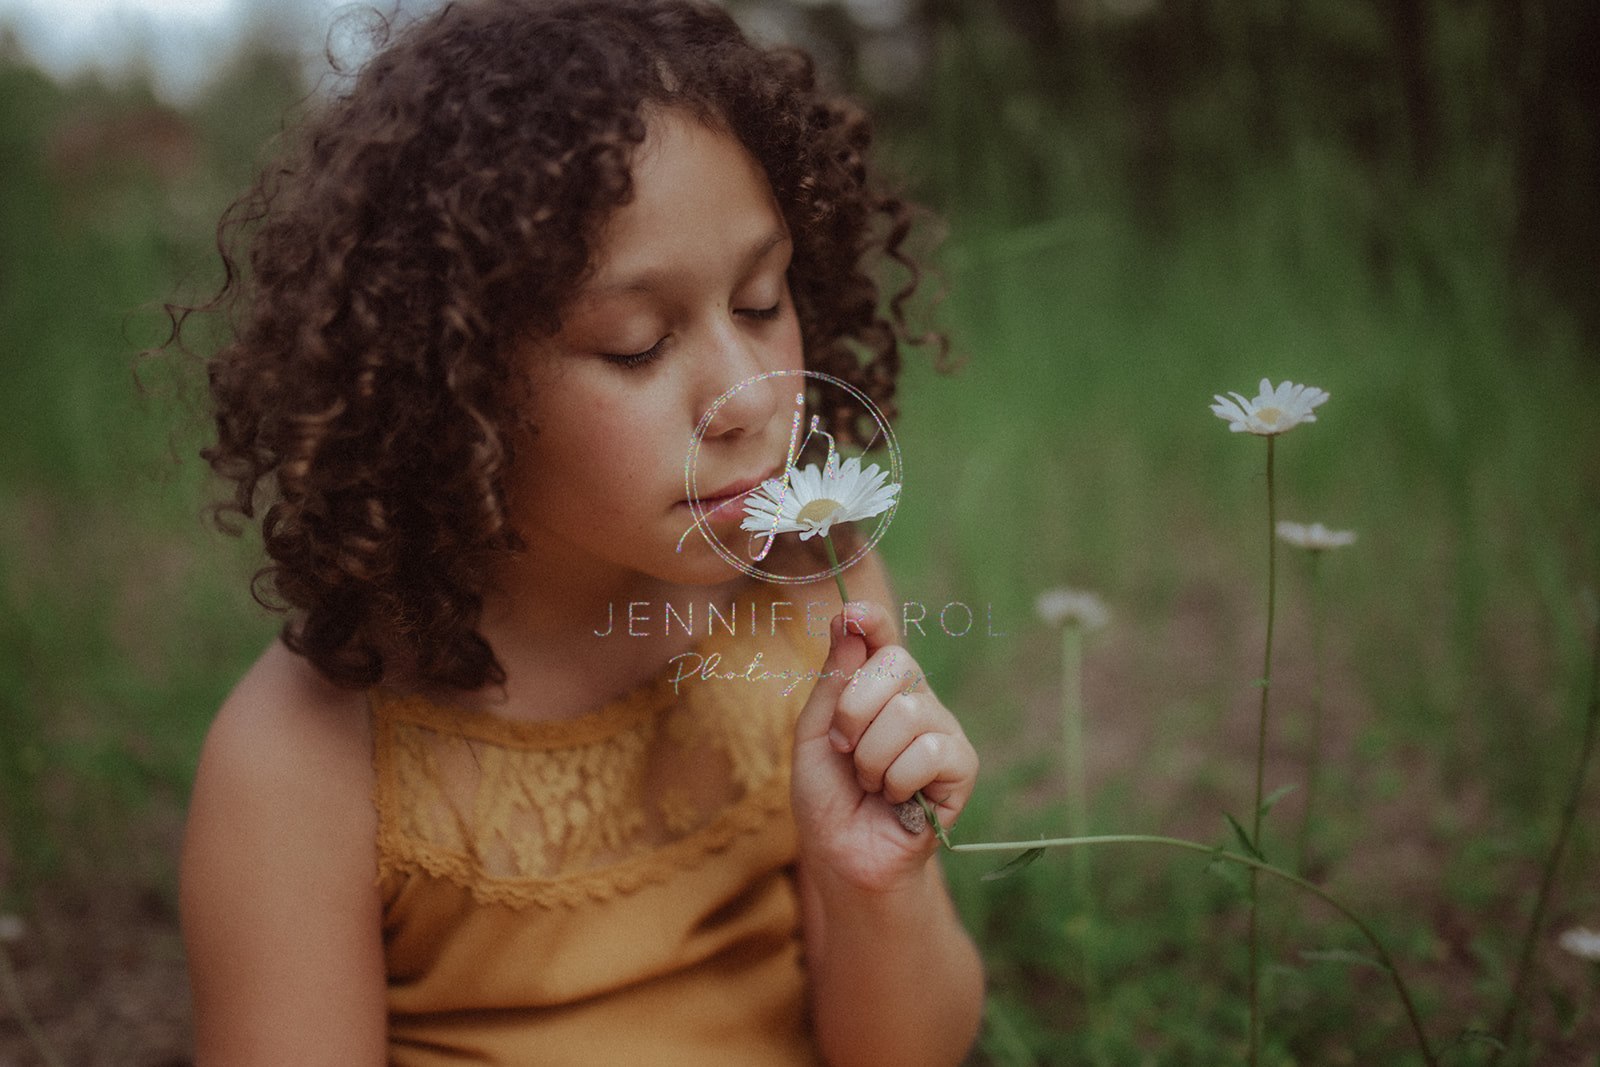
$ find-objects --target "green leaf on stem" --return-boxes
[1259,783,1298,817]
[1224,812,1264,860]
[981,847,1047,882]
[1300,948,1391,973]
[1442,1029,1506,1053]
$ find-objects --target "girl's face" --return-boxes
[507,108,805,590]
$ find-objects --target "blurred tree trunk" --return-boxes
[1389,0,1437,177]
[847,0,1599,340]
[1504,0,1600,343]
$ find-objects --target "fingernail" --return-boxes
[828,727,851,752]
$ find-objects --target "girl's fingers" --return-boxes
[797,600,976,815]
[838,600,897,657]
[802,601,915,754]
[847,691,944,792]
[793,607,870,747]
[830,643,926,753]
[882,735,978,822]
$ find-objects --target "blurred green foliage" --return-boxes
[0,39,296,895]
[1,1,1597,1062]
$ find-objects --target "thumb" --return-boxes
[794,605,869,745]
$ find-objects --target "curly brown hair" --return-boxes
[189,0,941,692]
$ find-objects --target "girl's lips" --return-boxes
[684,494,751,523]
[678,466,781,521]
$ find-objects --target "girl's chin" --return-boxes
[648,536,760,586]
[668,530,832,587]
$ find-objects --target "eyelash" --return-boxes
[604,339,666,370]
[739,302,782,322]
[603,302,783,370]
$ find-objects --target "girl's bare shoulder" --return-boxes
[184,638,379,895]
[194,640,375,810]
[182,641,387,1063]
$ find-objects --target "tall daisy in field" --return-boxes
[1558,928,1600,962]
[1036,585,1112,1066]
[1034,586,1110,840]
[1275,520,1357,874]
[1035,588,1111,632]
[1275,521,1356,551]
[1211,379,1330,435]
[1212,378,1329,1067]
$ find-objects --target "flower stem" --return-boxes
[1059,620,1107,1064]
[1249,433,1280,1065]
[821,534,850,608]
[1062,622,1090,849]
[915,790,954,849]
[949,834,1440,1067]
[1492,607,1600,1058]
[1296,550,1327,875]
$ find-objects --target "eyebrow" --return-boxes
[586,228,792,298]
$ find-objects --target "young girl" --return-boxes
[178,1,983,1063]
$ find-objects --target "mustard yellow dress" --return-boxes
[369,582,832,1065]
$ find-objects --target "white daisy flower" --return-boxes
[1211,378,1330,435]
[1559,927,1600,961]
[740,456,899,542]
[1275,521,1357,551]
[1035,588,1110,630]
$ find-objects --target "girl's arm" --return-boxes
[791,560,985,1067]
[796,846,984,1067]
[181,641,388,1066]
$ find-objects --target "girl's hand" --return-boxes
[791,600,979,892]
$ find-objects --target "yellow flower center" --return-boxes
[796,498,844,524]
[1256,407,1283,426]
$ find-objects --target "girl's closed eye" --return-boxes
[604,337,668,370]
[602,293,784,369]
[738,302,782,322]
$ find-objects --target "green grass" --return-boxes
[0,60,280,902]
[876,157,1600,1062]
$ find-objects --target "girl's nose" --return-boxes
[696,326,789,441]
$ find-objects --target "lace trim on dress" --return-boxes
[370,615,812,909]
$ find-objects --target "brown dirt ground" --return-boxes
[0,772,192,1066]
